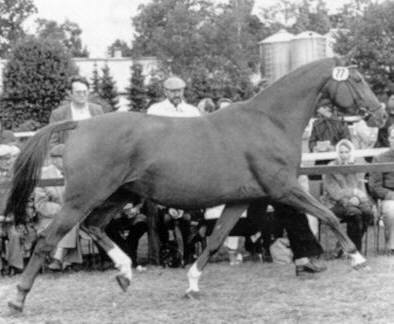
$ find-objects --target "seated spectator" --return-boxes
[309,104,351,153]
[375,95,394,148]
[0,119,17,146]
[3,201,36,275]
[217,98,233,109]
[214,98,246,265]
[0,144,38,275]
[350,115,379,150]
[157,206,192,267]
[369,126,394,252]
[322,139,374,251]
[204,205,244,266]
[308,103,351,186]
[197,98,216,115]
[105,201,148,271]
[34,144,83,271]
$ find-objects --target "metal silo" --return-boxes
[290,31,326,71]
[259,29,294,84]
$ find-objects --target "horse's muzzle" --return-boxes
[364,106,387,128]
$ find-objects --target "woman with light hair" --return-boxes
[322,139,373,251]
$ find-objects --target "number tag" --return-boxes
[332,67,349,81]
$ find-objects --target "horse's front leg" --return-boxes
[275,182,367,269]
[185,203,248,299]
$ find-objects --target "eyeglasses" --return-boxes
[73,90,88,95]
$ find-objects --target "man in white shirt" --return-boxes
[146,76,200,265]
[147,76,200,117]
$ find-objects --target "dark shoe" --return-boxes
[296,261,327,277]
[48,259,62,271]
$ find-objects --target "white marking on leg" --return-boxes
[108,245,132,281]
[187,262,201,292]
[349,251,366,267]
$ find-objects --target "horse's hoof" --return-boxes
[115,275,130,292]
[7,300,23,313]
[183,290,200,300]
[352,262,371,272]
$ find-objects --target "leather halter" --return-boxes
[319,65,380,117]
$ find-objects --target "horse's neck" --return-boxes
[252,60,332,142]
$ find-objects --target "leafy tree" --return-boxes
[91,63,100,94]
[291,0,331,34]
[99,64,119,111]
[0,37,78,128]
[145,72,164,108]
[132,0,266,103]
[334,0,394,94]
[0,0,37,57]
[127,63,147,112]
[107,39,132,57]
[36,18,89,57]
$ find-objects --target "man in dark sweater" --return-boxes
[369,125,394,252]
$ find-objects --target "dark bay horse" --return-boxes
[5,57,386,311]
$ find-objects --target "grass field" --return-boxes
[1,254,394,324]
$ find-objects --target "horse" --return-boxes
[5,57,386,312]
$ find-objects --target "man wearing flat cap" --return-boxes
[147,76,200,117]
[146,75,200,265]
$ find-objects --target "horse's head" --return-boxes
[320,63,387,128]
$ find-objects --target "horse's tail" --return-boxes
[5,120,78,224]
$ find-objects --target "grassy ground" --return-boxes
[1,255,394,324]
[0,224,388,324]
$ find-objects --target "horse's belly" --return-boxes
[133,171,264,209]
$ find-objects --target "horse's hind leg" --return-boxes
[276,183,367,268]
[8,204,86,312]
[82,190,138,292]
[186,203,248,298]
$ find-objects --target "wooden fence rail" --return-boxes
[0,162,393,189]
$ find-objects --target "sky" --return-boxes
[27,0,356,58]
[28,0,151,57]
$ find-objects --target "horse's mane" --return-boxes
[259,57,337,97]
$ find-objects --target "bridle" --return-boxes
[319,65,381,119]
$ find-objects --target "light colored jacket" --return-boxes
[322,158,369,207]
[49,102,104,144]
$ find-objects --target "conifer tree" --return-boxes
[91,63,100,94]
[127,63,147,112]
[99,64,119,111]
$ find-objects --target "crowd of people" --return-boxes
[2,74,394,278]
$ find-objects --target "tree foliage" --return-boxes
[107,39,132,58]
[36,18,89,57]
[334,0,394,95]
[0,37,77,128]
[291,0,331,34]
[0,0,37,57]
[131,0,267,104]
[127,63,147,112]
[99,64,119,111]
[90,63,100,94]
